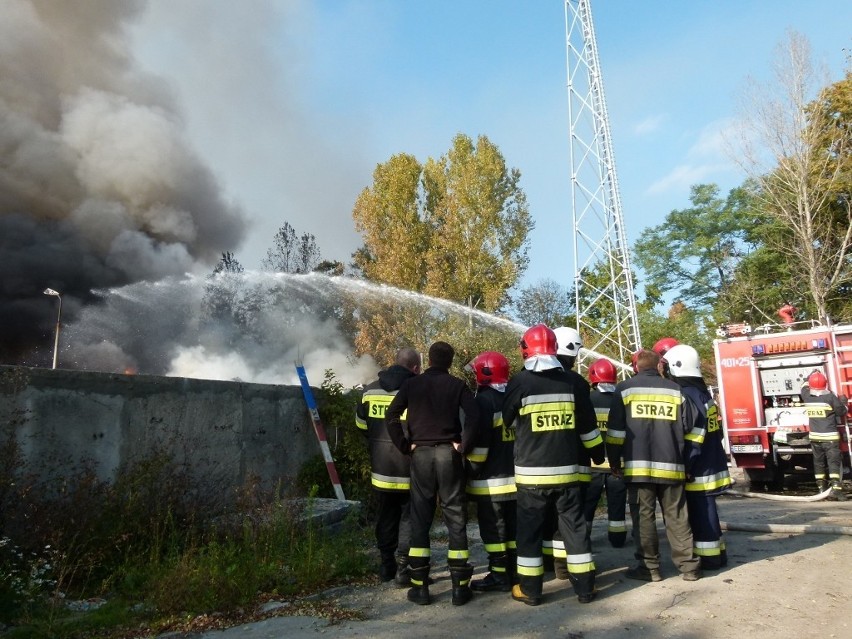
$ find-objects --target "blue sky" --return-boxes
[131,0,851,295]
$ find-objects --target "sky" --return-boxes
[129,0,852,291]
[1,0,850,375]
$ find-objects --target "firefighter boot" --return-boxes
[831,483,847,501]
[378,552,397,582]
[406,566,431,605]
[511,583,542,607]
[817,480,829,494]
[394,554,411,587]
[471,555,511,592]
[450,563,474,606]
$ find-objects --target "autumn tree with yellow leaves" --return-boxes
[350,133,532,364]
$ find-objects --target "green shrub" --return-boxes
[0,443,372,637]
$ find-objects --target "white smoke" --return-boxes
[166,340,378,389]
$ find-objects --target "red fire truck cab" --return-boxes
[714,321,852,490]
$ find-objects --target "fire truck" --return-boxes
[713,319,852,490]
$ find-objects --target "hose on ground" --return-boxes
[720,488,852,535]
[727,487,833,502]
[720,520,852,536]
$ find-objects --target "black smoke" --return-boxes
[1,0,246,366]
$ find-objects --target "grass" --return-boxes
[0,371,376,638]
[0,478,374,639]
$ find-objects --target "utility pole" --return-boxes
[564,0,641,376]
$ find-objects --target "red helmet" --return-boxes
[808,371,828,391]
[631,351,640,373]
[589,358,617,384]
[520,324,558,359]
[468,351,510,386]
[652,337,679,357]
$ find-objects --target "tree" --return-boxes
[295,232,321,274]
[733,32,852,323]
[637,300,716,382]
[571,258,641,362]
[352,133,532,313]
[314,260,345,276]
[351,153,430,290]
[421,134,532,312]
[351,133,532,360]
[633,184,757,313]
[512,278,572,328]
[203,253,269,344]
[212,251,244,274]
[263,222,322,274]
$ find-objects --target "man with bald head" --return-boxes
[607,349,704,582]
[356,346,422,585]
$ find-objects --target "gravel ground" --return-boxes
[160,469,852,639]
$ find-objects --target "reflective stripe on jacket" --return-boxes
[607,370,698,485]
[503,367,603,488]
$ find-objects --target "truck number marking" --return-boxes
[719,356,751,368]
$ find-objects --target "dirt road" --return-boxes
[164,479,852,639]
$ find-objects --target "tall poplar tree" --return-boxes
[351,133,531,360]
[352,133,532,313]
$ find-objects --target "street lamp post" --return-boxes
[43,288,62,369]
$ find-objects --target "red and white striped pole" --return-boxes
[294,361,346,501]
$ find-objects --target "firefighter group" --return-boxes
[355,326,733,607]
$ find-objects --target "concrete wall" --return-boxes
[0,365,321,495]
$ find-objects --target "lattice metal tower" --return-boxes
[564,0,641,374]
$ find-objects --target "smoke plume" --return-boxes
[1,0,246,365]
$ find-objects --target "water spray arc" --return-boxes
[564,0,641,375]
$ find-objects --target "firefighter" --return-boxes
[546,326,589,581]
[584,357,628,549]
[465,351,517,593]
[355,347,422,584]
[386,341,480,606]
[652,337,679,358]
[801,370,848,500]
[503,324,605,606]
[662,344,732,570]
[608,349,704,582]
[652,338,679,377]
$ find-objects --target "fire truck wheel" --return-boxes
[744,466,784,492]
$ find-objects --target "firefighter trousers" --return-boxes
[812,441,843,486]
[543,481,588,562]
[516,485,594,599]
[630,483,699,574]
[582,472,628,547]
[476,497,517,569]
[373,488,411,558]
[685,491,725,569]
[408,444,469,570]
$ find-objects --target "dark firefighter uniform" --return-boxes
[607,369,704,577]
[801,385,848,494]
[386,363,479,603]
[546,371,593,579]
[585,386,628,548]
[680,381,732,570]
[466,385,516,591]
[503,368,604,603]
[355,364,419,580]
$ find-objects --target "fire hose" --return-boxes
[720,519,852,536]
[720,490,852,536]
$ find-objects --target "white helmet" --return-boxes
[663,344,702,378]
[553,326,583,357]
